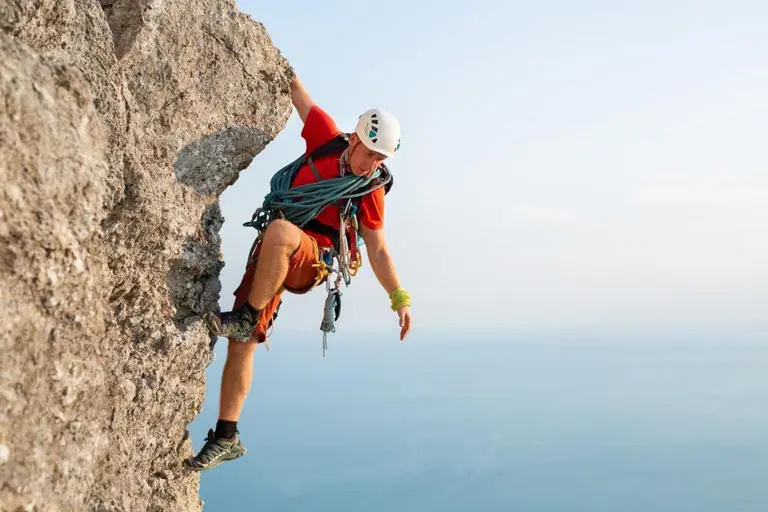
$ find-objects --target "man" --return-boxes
[183,74,412,471]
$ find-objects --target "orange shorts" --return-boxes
[231,230,326,343]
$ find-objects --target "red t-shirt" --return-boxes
[292,105,385,248]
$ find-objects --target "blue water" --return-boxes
[191,330,768,511]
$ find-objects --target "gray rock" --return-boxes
[1,1,293,510]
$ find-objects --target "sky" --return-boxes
[215,0,768,339]
[192,3,768,509]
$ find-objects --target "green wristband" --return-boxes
[389,288,411,311]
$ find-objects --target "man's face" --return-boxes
[348,134,387,176]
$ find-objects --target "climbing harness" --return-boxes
[243,134,392,355]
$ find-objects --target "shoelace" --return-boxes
[218,309,256,338]
[197,436,230,464]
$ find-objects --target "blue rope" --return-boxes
[243,154,391,236]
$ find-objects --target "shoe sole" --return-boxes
[202,312,252,342]
[202,312,223,335]
[183,448,246,472]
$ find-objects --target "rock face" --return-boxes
[0,1,293,510]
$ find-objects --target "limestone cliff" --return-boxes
[0,1,293,510]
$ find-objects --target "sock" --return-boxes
[244,302,260,319]
[215,419,238,440]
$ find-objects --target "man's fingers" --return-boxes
[396,307,411,341]
[400,313,411,341]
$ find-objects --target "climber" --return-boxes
[183,73,412,471]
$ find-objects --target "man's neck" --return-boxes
[339,149,351,176]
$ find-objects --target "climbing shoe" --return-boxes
[203,303,259,341]
[183,429,246,472]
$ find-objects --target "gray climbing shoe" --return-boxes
[184,429,246,472]
[203,304,259,340]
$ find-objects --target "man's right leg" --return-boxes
[204,219,302,339]
[184,295,282,472]
[219,339,257,422]
[183,339,256,472]
[186,220,307,471]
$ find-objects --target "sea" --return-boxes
[189,327,768,511]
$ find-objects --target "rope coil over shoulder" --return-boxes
[243,135,392,236]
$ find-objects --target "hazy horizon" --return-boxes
[192,332,768,511]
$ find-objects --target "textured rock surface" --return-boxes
[0,1,293,510]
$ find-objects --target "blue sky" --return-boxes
[193,4,768,509]
[217,0,768,338]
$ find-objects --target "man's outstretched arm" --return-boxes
[360,224,412,340]
[290,75,314,123]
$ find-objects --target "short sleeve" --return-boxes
[358,187,385,230]
[301,105,342,156]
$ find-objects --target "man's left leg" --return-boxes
[203,219,301,340]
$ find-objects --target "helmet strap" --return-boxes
[342,139,363,175]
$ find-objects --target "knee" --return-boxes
[263,219,301,252]
[227,339,258,356]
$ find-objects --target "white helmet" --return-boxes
[354,108,401,158]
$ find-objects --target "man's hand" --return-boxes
[360,222,410,341]
[397,305,411,341]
